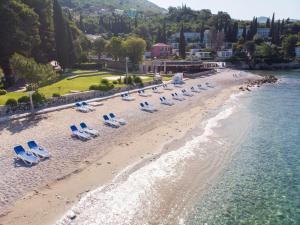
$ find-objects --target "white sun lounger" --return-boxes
[80,122,99,137]
[138,90,150,97]
[27,141,50,159]
[75,102,89,113]
[14,146,39,166]
[82,102,96,111]
[171,93,185,101]
[191,86,201,93]
[121,93,135,101]
[152,87,163,94]
[206,82,215,88]
[197,84,207,90]
[163,84,173,90]
[140,102,156,113]
[160,97,174,106]
[182,89,194,97]
[70,125,91,140]
[103,115,120,128]
[109,113,127,125]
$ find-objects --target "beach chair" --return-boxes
[13,145,39,166]
[109,113,127,125]
[197,84,207,90]
[27,141,50,159]
[121,93,135,101]
[182,89,194,97]
[75,102,89,113]
[206,82,215,88]
[80,122,99,137]
[172,93,185,101]
[82,102,96,111]
[70,125,91,140]
[152,87,159,93]
[138,90,150,97]
[163,84,173,91]
[145,101,157,111]
[103,115,120,128]
[191,86,201,93]
[160,97,174,106]
[140,102,156,113]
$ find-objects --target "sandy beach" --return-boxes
[0,69,261,225]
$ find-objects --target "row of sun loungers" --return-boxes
[13,82,215,165]
[14,141,50,166]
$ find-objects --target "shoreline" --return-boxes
[0,69,262,225]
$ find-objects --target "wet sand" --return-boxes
[0,69,260,225]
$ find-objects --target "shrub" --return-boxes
[98,84,114,91]
[101,78,109,86]
[124,76,133,85]
[0,89,7,95]
[133,76,143,84]
[52,93,61,98]
[118,78,122,84]
[5,98,17,107]
[89,84,115,91]
[112,80,118,85]
[32,91,46,104]
[18,96,30,104]
[89,84,99,90]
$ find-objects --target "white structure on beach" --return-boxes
[172,73,184,84]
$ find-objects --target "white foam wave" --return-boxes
[55,97,238,225]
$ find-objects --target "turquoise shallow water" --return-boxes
[186,70,300,225]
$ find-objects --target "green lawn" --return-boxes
[0,71,153,105]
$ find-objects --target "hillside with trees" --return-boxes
[58,0,166,14]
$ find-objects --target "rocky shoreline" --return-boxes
[240,75,278,92]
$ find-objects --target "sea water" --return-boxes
[186,70,300,225]
[55,70,300,225]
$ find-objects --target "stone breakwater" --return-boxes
[240,75,278,91]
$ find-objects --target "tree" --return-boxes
[106,37,125,60]
[123,37,146,65]
[0,0,40,83]
[282,35,298,59]
[266,18,271,28]
[179,24,186,59]
[270,13,275,42]
[53,0,69,67]
[9,53,57,87]
[93,38,107,61]
[244,41,256,58]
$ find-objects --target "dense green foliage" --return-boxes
[9,53,58,87]
[0,0,90,85]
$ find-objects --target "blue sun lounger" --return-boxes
[80,122,99,137]
[14,145,39,166]
[103,115,120,128]
[109,113,127,125]
[70,125,91,140]
[27,141,50,159]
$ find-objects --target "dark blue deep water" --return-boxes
[186,70,300,225]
